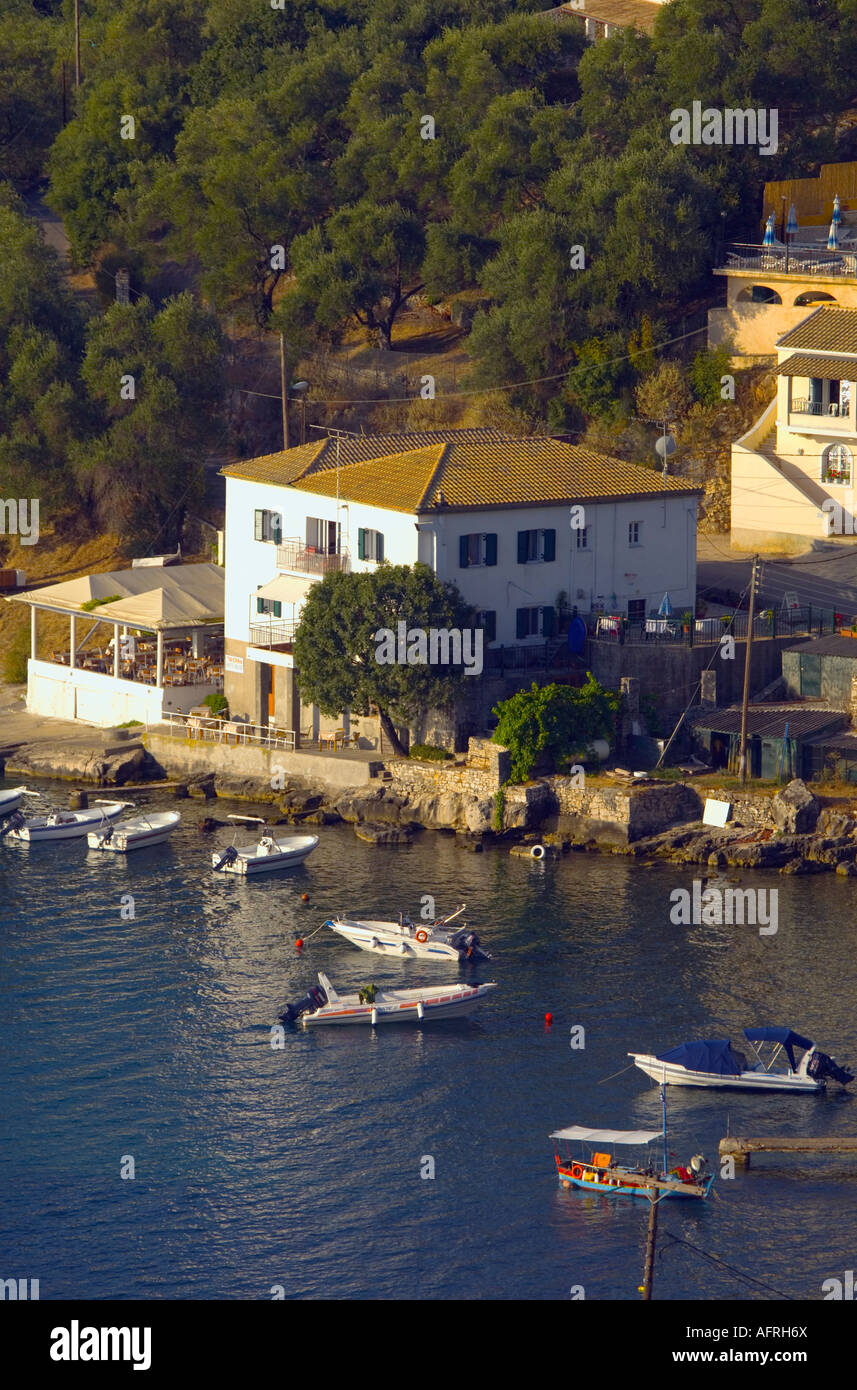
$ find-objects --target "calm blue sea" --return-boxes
[1,780,855,1301]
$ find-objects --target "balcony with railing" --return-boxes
[277,538,351,575]
[788,397,854,433]
[719,242,857,279]
[248,619,297,650]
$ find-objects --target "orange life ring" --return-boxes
[416,930,429,943]
[571,1165,584,1180]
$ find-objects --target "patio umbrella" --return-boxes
[658,592,673,617]
[828,219,839,250]
[833,194,842,225]
[786,204,798,236]
[762,213,776,246]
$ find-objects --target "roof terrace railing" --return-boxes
[721,243,857,278]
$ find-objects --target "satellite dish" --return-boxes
[655,434,677,459]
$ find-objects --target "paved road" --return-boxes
[698,536,857,619]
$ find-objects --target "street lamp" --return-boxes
[291,381,309,445]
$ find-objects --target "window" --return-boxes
[475,610,497,643]
[575,526,589,550]
[306,518,338,553]
[459,533,498,568]
[357,528,384,562]
[627,599,645,621]
[822,444,852,485]
[517,528,556,564]
[254,509,282,544]
[628,521,642,546]
[515,605,555,639]
[256,596,282,618]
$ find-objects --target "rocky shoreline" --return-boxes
[3,734,855,875]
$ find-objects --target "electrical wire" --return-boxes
[658,1230,797,1300]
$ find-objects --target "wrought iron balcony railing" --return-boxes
[276,539,350,575]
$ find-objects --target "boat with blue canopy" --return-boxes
[630,1026,853,1092]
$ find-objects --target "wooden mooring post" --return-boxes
[720,1136,857,1169]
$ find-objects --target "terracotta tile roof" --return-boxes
[220,428,509,485]
[285,437,701,513]
[541,1,660,33]
[220,441,325,485]
[777,306,857,354]
[775,352,857,379]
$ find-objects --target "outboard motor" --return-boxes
[689,1154,710,1181]
[0,810,25,840]
[807,1049,854,1087]
[280,983,328,1024]
[213,845,239,871]
[99,825,115,846]
[451,928,491,963]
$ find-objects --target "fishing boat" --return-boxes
[212,815,319,875]
[0,786,31,817]
[325,904,491,962]
[549,1125,714,1201]
[87,809,182,853]
[279,971,497,1028]
[2,800,130,843]
[630,1027,853,1093]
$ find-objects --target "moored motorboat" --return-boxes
[326,904,491,962]
[87,809,182,852]
[630,1027,853,1093]
[212,815,319,875]
[550,1125,714,1200]
[0,786,31,817]
[280,971,497,1027]
[2,800,130,843]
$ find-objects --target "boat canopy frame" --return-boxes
[743,1026,814,1073]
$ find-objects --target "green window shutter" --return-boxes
[516,608,527,640]
[543,529,556,562]
[272,514,282,544]
[484,611,496,643]
[517,531,528,564]
[273,601,282,619]
[541,605,555,637]
[459,535,469,568]
[485,533,497,566]
[256,597,265,614]
[376,532,384,563]
[358,528,366,560]
[254,511,264,541]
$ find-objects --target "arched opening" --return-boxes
[737,285,782,304]
[821,443,852,485]
[795,290,838,307]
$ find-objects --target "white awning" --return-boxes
[549,1127,662,1145]
[254,575,313,605]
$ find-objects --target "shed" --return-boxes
[692,704,847,780]
[782,635,857,706]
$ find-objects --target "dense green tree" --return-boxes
[0,5,63,186]
[492,676,619,783]
[293,564,475,755]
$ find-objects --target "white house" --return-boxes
[731,305,857,547]
[220,429,700,744]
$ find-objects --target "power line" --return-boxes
[659,1230,796,1300]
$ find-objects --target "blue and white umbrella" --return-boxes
[786,203,798,236]
[832,194,842,225]
[762,212,776,246]
[658,592,673,618]
[828,219,839,250]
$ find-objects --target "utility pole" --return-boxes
[279,333,290,450]
[74,0,81,90]
[640,1194,658,1300]
[738,555,760,784]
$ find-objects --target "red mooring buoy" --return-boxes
[296,938,304,950]
[544,1012,553,1026]
[301,893,309,903]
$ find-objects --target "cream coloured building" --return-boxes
[731,306,857,547]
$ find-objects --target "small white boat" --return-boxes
[87,809,181,852]
[326,904,491,963]
[212,815,319,875]
[0,786,30,817]
[280,972,497,1028]
[630,1027,853,1093]
[3,800,130,843]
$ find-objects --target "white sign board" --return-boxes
[225,655,244,674]
[782,591,800,612]
[702,798,731,827]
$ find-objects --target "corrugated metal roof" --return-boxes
[777,306,857,353]
[776,352,857,379]
[694,704,846,738]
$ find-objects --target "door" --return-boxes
[799,653,821,697]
